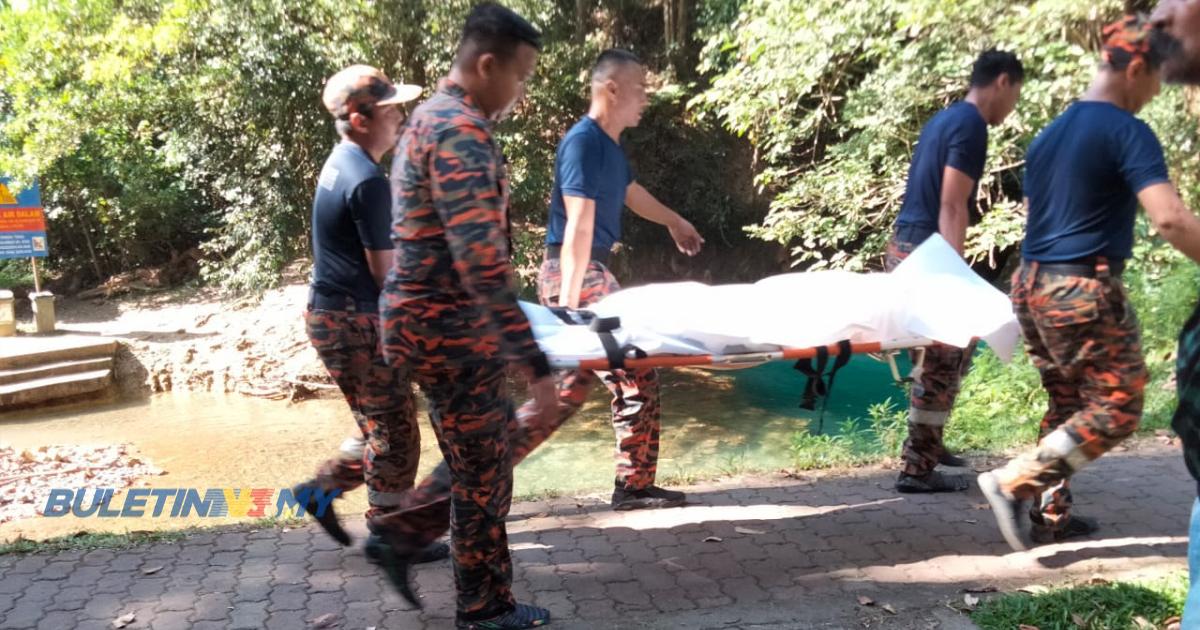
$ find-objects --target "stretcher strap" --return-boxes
[793,339,853,432]
[588,315,646,370]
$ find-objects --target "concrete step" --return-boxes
[0,357,114,386]
[0,336,118,370]
[0,369,113,408]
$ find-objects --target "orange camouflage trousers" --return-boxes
[413,360,517,622]
[997,262,1146,529]
[886,235,976,477]
[305,308,420,515]
[514,258,662,491]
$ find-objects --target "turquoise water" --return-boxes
[514,355,906,496]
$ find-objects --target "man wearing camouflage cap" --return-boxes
[291,65,447,565]
[979,14,1200,552]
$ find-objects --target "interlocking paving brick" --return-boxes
[0,442,1188,630]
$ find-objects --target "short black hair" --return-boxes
[591,49,643,83]
[455,3,543,67]
[969,49,1025,87]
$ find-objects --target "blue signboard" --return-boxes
[0,178,47,259]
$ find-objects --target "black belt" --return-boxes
[893,224,935,246]
[1025,258,1125,278]
[545,244,611,265]
[307,290,379,313]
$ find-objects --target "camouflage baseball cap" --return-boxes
[321,65,423,119]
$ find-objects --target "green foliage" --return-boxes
[789,400,902,469]
[0,258,33,289]
[695,0,1200,272]
[972,573,1186,630]
[0,0,755,292]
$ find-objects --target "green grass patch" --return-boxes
[789,400,904,470]
[0,516,305,556]
[972,573,1187,630]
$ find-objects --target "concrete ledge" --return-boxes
[0,357,114,386]
[0,368,113,407]
[0,335,118,370]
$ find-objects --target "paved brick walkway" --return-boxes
[0,441,1191,629]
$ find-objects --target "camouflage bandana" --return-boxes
[1102,14,1154,68]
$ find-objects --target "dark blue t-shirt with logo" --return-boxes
[895,102,989,233]
[1023,101,1169,262]
[310,141,393,303]
[545,116,635,251]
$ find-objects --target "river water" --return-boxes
[1,357,901,540]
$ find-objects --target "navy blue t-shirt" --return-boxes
[1023,101,1170,262]
[895,102,989,232]
[310,142,394,303]
[545,116,635,251]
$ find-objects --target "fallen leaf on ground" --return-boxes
[963,594,979,609]
[1072,613,1087,627]
[111,612,136,628]
[963,585,998,593]
[534,512,549,518]
[702,536,722,543]
[142,566,163,575]
[856,595,875,606]
[659,557,688,571]
[1018,585,1049,595]
[734,527,766,535]
[1133,616,1154,629]
[963,519,978,524]
[1086,574,1110,585]
[309,613,337,628]
[881,604,897,614]
[1018,625,1041,630]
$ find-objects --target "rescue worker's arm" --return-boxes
[938,166,975,256]
[364,250,394,289]
[625,182,703,256]
[350,176,397,290]
[429,126,551,379]
[558,195,595,310]
[1140,182,1200,265]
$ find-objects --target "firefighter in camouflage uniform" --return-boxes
[292,64,449,564]
[377,5,557,629]
[886,49,1024,494]
[979,14,1200,552]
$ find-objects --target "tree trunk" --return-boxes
[575,0,590,41]
[663,0,692,75]
[663,0,688,49]
[380,0,428,88]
